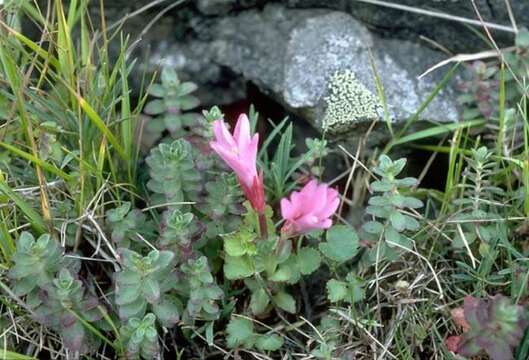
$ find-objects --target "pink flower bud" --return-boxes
[210,113,265,213]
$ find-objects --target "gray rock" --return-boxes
[154,5,461,136]
[283,0,521,53]
[197,0,237,15]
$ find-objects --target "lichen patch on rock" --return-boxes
[322,70,383,134]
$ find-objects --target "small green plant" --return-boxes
[225,316,284,352]
[449,295,529,360]
[221,206,303,315]
[145,140,202,208]
[106,202,152,247]
[178,256,223,322]
[326,273,365,304]
[361,155,423,260]
[451,146,505,249]
[115,249,179,326]
[120,313,160,360]
[32,269,102,353]
[7,232,105,353]
[144,68,202,139]
[8,232,65,296]
[457,61,498,120]
[197,174,243,238]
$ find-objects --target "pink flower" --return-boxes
[210,114,265,213]
[280,179,340,235]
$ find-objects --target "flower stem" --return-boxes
[258,212,268,240]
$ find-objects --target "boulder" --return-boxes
[282,0,521,52]
[151,5,461,137]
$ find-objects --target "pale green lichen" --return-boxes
[321,70,382,134]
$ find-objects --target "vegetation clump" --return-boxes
[1,2,529,360]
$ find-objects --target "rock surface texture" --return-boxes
[281,0,522,52]
[151,5,460,136]
[84,0,524,137]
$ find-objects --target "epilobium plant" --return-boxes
[362,155,423,261]
[210,114,266,226]
[8,232,65,296]
[280,179,340,235]
[8,232,104,354]
[447,295,529,360]
[144,68,202,138]
[452,146,505,249]
[146,140,202,208]
[33,269,102,353]
[120,313,160,360]
[209,114,341,319]
[114,249,178,324]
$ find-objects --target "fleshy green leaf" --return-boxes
[319,225,359,263]
[296,247,321,275]
[224,255,254,280]
[226,317,255,348]
[273,292,296,313]
[250,288,270,315]
[326,279,348,303]
[255,334,284,351]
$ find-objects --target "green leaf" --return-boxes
[142,279,160,303]
[370,179,393,192]
[116,271,142,286]
[144,99,166,115]
[255,334,284,351]
[179,95,200,111]
[269,266,291,282]
[368,196,391,206]
[516,29,529,48]
[152,295,181,327]
[391,119,485,146]
[389,211,406,231]
[362,221,384,235]
[223,229,256,257]
[296,247,321,275]
[177,82,198,96]
[107,202,131,222]
[250,288,270,315]
[119,298,147,320]
[326,279,348,303]
[115,284,141,305]
[224,255,254,280]
[0,350,37,360]
[319,225,359,263]
[385,227,412,249]
[345,273,365,303]
[403,197,423,209]
[403,215,420,231]
[273,292,296,313]
[226,317,255,348]
[147,84,166,97]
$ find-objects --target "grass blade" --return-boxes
[391,119,485,145]
[0,180,46,235]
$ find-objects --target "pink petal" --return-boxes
[300,179,318,195]
[316,189,340,219]
[234,114,251,149]
[212,120,236,149]
[318,219,333,229]
[280,198,295,220]
[309,183,330,215]
[245,133,259,167]
[298,180,322,214]
[295,214,319,233]
[211,143,249,182]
